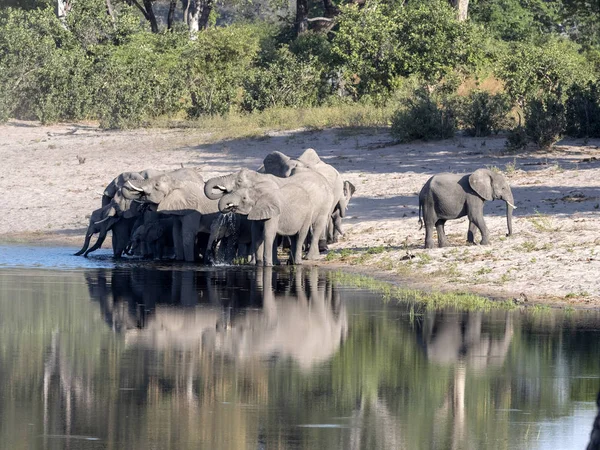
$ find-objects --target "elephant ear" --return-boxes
[157,188,195,214]
[248,192,281,220]
[469,169,493,201]
[298,148,321,166]
[343,180,356,200]
[263,151,294,177]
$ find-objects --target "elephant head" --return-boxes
[468,169,515,236]
[262,151,297,177]
[204,168,259,200]
[126,170,208,214]
[219,186,281,220]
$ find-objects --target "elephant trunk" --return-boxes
[74,231,93,256]
[204,175,234,200]
[504,190,515,236]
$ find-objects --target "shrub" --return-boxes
[457,90,513,136]
[332,0,480,98]
[391,88,457,142]
[183,25,261,117]
[497,37,594,107]
[565,82,600,138]
[242,46,323,112]
[524,94,566,148]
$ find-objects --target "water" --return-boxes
[0,246,598,449]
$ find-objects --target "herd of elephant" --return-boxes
[76,146,517,265]
[75,148,356,266]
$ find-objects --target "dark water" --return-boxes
[0,246,599,449]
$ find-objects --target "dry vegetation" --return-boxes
[1,120,599,307]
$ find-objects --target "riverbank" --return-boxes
[2,121,599,307]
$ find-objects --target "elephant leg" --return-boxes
[251,222,264,266]
[75,232,93,256]
[424,218,436,249]
[436,219,449,247]
[306,216,327,260]
[294,223,311,265]
[469,210,490,245]
[172,219,184,261]
[112,220,132,258]
[467,221,477,244]
[84,229,108,257]
[262,219,278,267]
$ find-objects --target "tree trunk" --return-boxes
[450,0,469,21]
[188,0,201,36]
[198,0,213,30]
[322,0,339,18]
[143,0,159,32]
[56,0,71,27]
[105,0,116,23]
[295,0,309,35]
[167,0,177,30]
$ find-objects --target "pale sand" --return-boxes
[1,121,599,306]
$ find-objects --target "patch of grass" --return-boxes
[565,291,590,299]
[150,104,393,142]
[475,267,492,275]
[527,212,560,232]
[328,271,516,310]
[416,253,432,265]
[504,158,518,175]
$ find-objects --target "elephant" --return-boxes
[218,182,314,266]
[418,168,516,248]
[205,168,334,265]
[124,168,219,262]
[261,148,355,245]
[127,216,175,259]
[75,188,143,257]
[205,212,252,265]
[102,169,164,207]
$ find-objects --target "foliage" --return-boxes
[565,81,600,138]
[497,37,595,106]
[390,87,457,142]
[242,45,324,112]
[524,93,566,148]
[332,0,480,98]
[184,25,261,117]
[457,90,513,136]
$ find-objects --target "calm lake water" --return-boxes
[0,245,598,450]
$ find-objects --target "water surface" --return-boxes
[0,246,598,449]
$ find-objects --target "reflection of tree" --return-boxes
[588,392,600,450]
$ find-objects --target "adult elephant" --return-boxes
[125,168,219,262]
[218,182,314,266]
[102,169,164,207]
[205,212,252,265]
[418,168,516,248]
[261,148,355,243]
[204,167,334,264]
[75,188,143,257]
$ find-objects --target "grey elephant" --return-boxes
[205,212,252,265]
[261,148,355,245]
[127,216,175,259]
[75,188,143,257]
[219,182,314,265]
[204,167,334,264]
[418,168,516,248]
[125,168,219,262]
[102,169,163,207]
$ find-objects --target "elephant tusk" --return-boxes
[506,201,517,209]
[127,180,144,192]
[216,185,227,192]
[94,216,111,225]
[133,198,144,203]
[226,203,234,207]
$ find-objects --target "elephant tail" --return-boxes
[418,199,423,230]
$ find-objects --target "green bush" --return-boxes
[332,0,480,99]
[390,88,457,142]
[565,82,600,138]
[497,37,595,106]
[524,93,566,148]
[242,46,323,112]
[184,25,261,117]
[457,90,513,136]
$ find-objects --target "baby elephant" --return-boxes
[418,168,516,248]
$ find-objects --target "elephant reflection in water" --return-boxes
[417,310,514,448]
[86,266,347,370]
